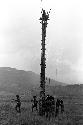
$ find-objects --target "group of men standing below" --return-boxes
[13,94,64,120]
[31,95,64,119]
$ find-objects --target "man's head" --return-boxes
[33,96,36,99]
[16,95,19,98]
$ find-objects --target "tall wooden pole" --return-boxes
[39,9,50,115]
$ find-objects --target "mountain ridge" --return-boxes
[0,67,83,100]
[0,67,66,96]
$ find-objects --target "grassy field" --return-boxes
[0,95,83,125]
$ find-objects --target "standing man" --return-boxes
[55,99,60,117]
[31,96,38,112]
[15,95,21,113]
[60,99,64,113]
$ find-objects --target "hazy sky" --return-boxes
[0,0,83,83]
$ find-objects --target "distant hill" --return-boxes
[0,67,66,96]
[0,67,83,102]
[0,67,39,94]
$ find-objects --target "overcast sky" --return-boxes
[0,0,83,84]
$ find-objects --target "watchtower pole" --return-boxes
[39,9,50,115]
